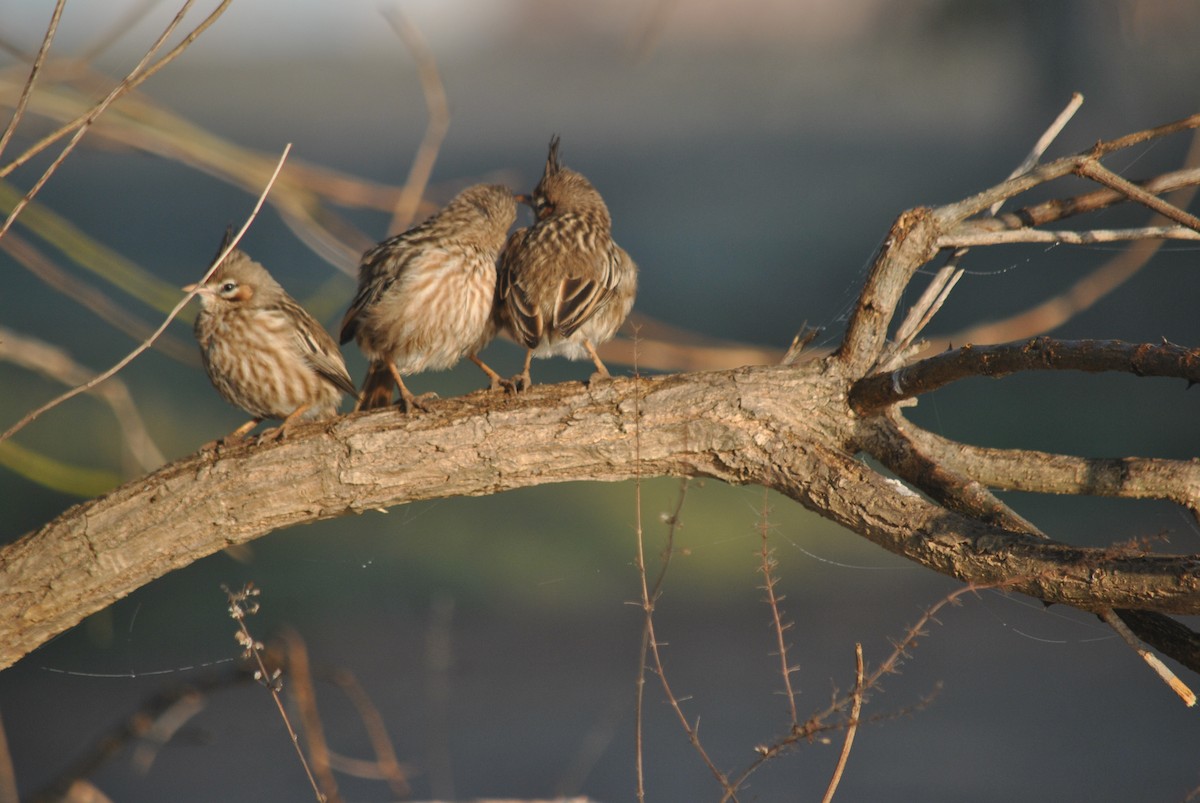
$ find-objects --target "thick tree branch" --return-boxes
[5,361,1200,671]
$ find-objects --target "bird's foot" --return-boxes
[399,391,438,413]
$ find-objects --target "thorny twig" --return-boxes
[381,6,450,235]
[757,489,799,726]
[722,584,1000,800]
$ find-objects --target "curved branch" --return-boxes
[863,411,1044,536]
[850,337,1200,413]
[901,424,1200,515]
[4,362,1200,671]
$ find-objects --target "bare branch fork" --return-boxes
[4,114,1200,689]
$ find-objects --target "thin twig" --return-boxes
[1101,609,1196,707]
[1075,159,1200,232]
[630,324,733,799]
[851,337,1200,414]
[886,93,1083,366]
[381,7,449,234]
[939,224,1200,246]
[634,477,689,802]
[0,0,66,163]
[926,124,1200,352]
[757,488,799,727]
[820,643,864,803]
[0,0,230,244]
[0,142,291,445]
[632,332,648,803]
[0,0,232,181]
[724,584,992,798]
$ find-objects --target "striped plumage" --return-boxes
[499,136,637,388]
[340,183,518,411]
[187,249,355,441]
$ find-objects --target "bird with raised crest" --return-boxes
[340,183,518,411]
[498,136,637,389]
[185,247,355,443]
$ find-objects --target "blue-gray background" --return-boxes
[2,1,1200,800]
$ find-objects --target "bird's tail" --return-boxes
[355,361,396,411]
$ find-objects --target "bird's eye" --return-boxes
[534,196,554,218]
[219,281,238,296]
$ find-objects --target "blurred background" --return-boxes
[2,0,1200,800]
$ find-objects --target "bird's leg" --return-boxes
[388,363,435,413]
[469,353,515,393]
[584,340,612,383]
[218,417,262,446]
[512,349,535,392]
[260,403,312,442]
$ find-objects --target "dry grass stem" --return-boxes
[323,669,412,796]
[0,0,231,182]
[381,7,450,234]
[0,1,233,246]
[0,0,65,163]
[0,325,165,473]
[1,231,197,365]
[283,631,342,802]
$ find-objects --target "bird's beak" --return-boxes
[182,282,201,293]
[515,193,533,208]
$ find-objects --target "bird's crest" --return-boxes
[545,135,562,177]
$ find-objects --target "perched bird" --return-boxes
[185,248,355,442]
[340,183,518,411]
[499,136,637,389]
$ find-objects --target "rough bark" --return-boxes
[4,356,1200,671]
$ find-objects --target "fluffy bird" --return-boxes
[499,136,637,389]
[186,249,355,441]
[340,183,518,411]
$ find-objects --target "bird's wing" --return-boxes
[499,227,544,349]
[339,230,426,345]
[552,240,622,339]
[283,299,357,396]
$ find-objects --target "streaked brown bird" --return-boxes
[499,135,637,389]
[340,183,518,411]
[185,248,355,442]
